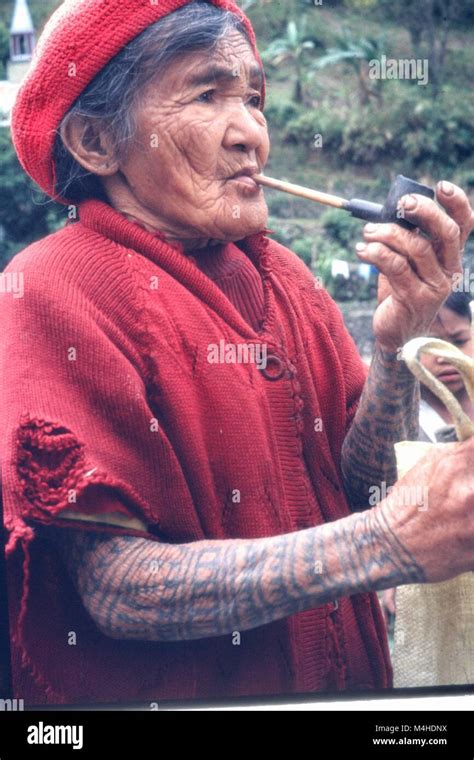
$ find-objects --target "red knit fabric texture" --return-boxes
[189,242,266,332]
[0,199,392,705]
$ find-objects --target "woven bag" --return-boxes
[392,329,474,687]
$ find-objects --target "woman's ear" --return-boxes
[59,115,119,176]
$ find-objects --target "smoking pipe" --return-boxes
[254,173,435,230]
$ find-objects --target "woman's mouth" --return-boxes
[231,175,259,188]
[227,168,261,194]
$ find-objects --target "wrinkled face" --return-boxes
[118,30,270,246]
[421,306,472,393]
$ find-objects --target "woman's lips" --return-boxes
[228,174,261,193]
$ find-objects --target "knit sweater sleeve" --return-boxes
[0,228,169,545]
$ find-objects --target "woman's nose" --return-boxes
[223,103,265,153]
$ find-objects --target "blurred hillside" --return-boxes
[1,0,473,307]
[246,0,474,283]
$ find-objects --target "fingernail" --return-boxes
[401,194,417,210]
[355,242,367,253]
[364,223,378,233]
[440,180,454,195]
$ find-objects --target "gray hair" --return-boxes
[53,1,251,203]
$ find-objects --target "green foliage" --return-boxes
[261,16,324,102]
[266,191,298,219]
[0,130,64,269]
[244,0,291,40]
[291,235,315,266]
[312,29,386,104]
[263,95,301,130]
[312,237,346,280]
[454,167,474,190]
[0,19,8,77]
[266,216,359,293]
[267,216,300,250]
[320,208,361,249]
[339,89,474,170]
[280,87,474,174]
[313,29,385,71]
[283,106,346,155]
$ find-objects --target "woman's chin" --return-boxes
[221,205,269,241]
[185,202,269,245]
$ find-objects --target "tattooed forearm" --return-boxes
[46,504,424,642]
[341,344,420,511]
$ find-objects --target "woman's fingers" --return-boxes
[356,240,450,304]
[361,222,447,288]
[397,192,461,274]
[435,180,474,248]
[355,179,471,351]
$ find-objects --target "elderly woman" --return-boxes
[1,0,474,706]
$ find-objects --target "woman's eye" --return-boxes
[196,91,261,107]
[196,90,215,103]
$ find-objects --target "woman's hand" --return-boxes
[356,181,474,353]
[375,436,474,583]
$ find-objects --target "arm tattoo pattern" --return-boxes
[45,503,425,642]
[341,345,420,510]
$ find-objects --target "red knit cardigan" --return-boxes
[0,199,392,705]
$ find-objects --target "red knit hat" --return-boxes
[11,0,265,206]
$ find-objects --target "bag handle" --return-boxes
[401,334,474,442]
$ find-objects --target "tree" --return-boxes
[313,30,385,105]
[261,17,320,103]
[376,0,467,95]
[422,0,455,93]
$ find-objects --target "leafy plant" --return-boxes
[312,29,386,105]
[262,17,322,103]
[263,94,301,130]
[320,208,361,250]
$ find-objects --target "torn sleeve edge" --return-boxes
[13,416,158,537]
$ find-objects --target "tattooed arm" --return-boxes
[340,179,473,510]
[44,433,474,643]
[45,502,423,643]
[340,345,420,511]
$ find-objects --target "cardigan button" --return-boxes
[260,354,286,381]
